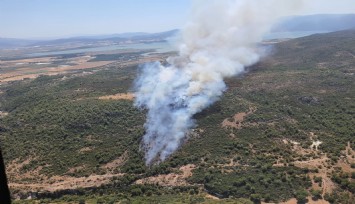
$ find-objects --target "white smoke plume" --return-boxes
[134,0,302,165]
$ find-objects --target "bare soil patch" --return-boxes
[0,57,112,83]
[205,193,220,200]
[67,165,85,174]
[98,93,135,100]
[4,57,54,64]
[6,157,38,181]
[336,142,355,173]
[135,164,195,186]
[78,147,93,153]
[0,111,9,118]
[7,155,124,193]
[278,138,340,196]
[295,157,336,196]
[264,198,329,204]
[222,107,256,129]
[10,173,124,192]
[102,151,128,172]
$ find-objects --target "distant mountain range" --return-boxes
[1,14,355,49]
[30,29,179,47]
[0,29,179,49]
[272,14,355,32]
[0,38,39,49]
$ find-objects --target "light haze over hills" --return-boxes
[1,14,355,49]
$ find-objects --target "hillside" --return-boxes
[0,30,354,203]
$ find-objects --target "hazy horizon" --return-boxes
[1,0,355,39]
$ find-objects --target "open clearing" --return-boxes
[0,60,113,82]
[7,156,125,192]
[135,164,195,186]
[98,93,135,100]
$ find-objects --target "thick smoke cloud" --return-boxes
[134,0,302,165]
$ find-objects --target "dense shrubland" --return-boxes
[2,30,355,203]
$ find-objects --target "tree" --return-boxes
[250,193,262,203]
[264,193,272,203]
[310,189,322,200]
[349,182,355,193]
[295,189,308,204]
[130,187,143,196]
[324,193,335,203]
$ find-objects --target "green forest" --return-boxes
[0,30,354,203]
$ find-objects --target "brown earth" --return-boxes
[0,111,9,118]
[205,193,220,200]
[0,57,54,64]
[262,197,329,204]
[102,151,128,173]
[98,93,135,100]
[78,147,93,153]
[288,142,336,196]
[0,61,112,82]
[7,156,124,193]
[9,173,124,192]
[287,140,355,197]
[67,165,85,174]
[135,164,195,186]
[0,52,170,83]
[9,159,194,195]
[222,107,256,129]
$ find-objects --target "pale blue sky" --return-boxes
[0,0,190,39]
[1,0,355,39]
